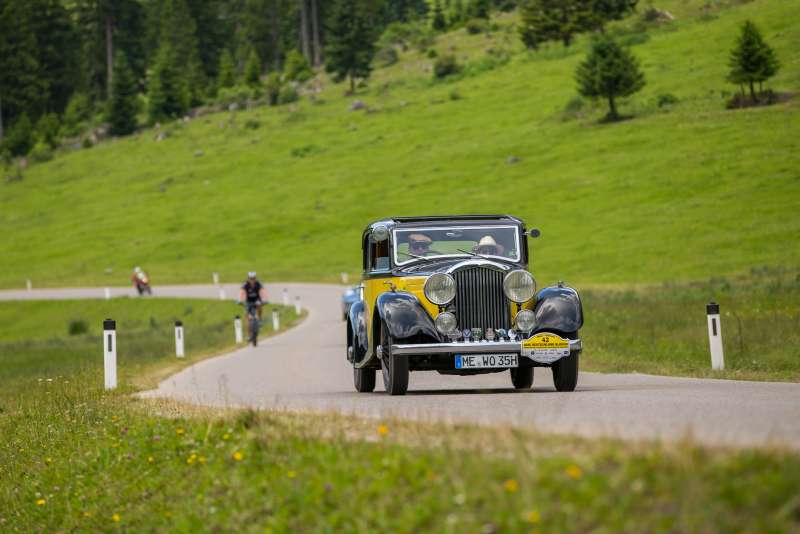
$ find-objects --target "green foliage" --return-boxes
[377,21,435,57]
[109,53,139,136]
[35,113,60,149]
[727,20,780,100]
[465,18,487,34]
[217,49,237,89]
[278,85,300,105]
[28,141,54,163]
[284,50,313,83]
[265,72,282,106]
[576,34,645,120]
[61,93,91,138]
[3,113,34,157]
[325,0,378,92]
[158,0,206,106]
[67,318,88,336]
[244,48,262,87]
[433,54,463,79]
[147,44,189,123]
[215,86,257,108]
[432,0,447,31]
[468,0,492,19]
[519,0,639,49]
[657,92,679,107]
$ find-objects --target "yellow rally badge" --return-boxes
[521,332,570,364]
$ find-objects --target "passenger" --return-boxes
[407,233,434,256]
[473,235,504,256]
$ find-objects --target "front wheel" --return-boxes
[249,316,259,347]
[552,332,579,392]
[510,366,534,389]
[353,366,376,392]
[380,322,408,396]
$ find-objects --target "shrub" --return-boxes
[3,114,34,157]
[35,113,61,149]
[465,18,486,35]
[62,93,91,138]
[376,46,399,67]
[68,319,88,336]
[29,141,54,163]
[427,49,438,59]
[266,73,282,106]
[433,55,462,79]
[284,50,313,82]
[216,85,255,107]
[244,119,261,130]
[278,85,299,105]
[561,96,587,120]
[657,93,679,108]
[449,88,462,101]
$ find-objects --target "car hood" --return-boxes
[395,257,518,276]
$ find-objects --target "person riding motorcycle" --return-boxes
[131,266,152,295]
[238,272,267,329]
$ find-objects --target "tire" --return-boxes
[552,332,579,392]
[510,366,534,389]
[353,366,376,393]
[380,322,409,396]
[249,317,259,347]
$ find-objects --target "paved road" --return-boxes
[3,283,799,450]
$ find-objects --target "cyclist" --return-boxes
[238,272,267,331]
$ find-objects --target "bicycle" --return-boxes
[240,300,262,346]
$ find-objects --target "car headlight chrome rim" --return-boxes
[503,270,536,303]
[435,312,458,334]
[514,309,536,333]
[424,273,456,305]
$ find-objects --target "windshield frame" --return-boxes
[392,224,522,267]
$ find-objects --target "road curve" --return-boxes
[2,283,799,450]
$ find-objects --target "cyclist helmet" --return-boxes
[247,271,257,279]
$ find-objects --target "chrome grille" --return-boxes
[453,267,511,331]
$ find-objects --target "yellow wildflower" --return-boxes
[148,456,154,464]
[83,512,92,518]
[232,451,243,461]
[198,456,206,465]
[565,465,583,480]
[377,424,389,436]
[287,470,297,479]
[36,499,46,506]
[45,457,53,465]
[222,433,230,440]
[176,428,185,436]
[503,479,519,493]
[524,510,541,524]
[112,513,121,523]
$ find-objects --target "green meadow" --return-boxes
[1,0,798,289]
[1,298,799,532]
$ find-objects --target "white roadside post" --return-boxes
[707,302,725,371]
[282,288,289,306]
[218,287,226,301]
[26,279,32,291]
[272,309,280,331]
[340,272,349,284]
[234,315,243,344]
[212,272,219,285]
[294,295,301,316]
[104,287,111,300]
[175,320,185,358]
[103,319,117,390]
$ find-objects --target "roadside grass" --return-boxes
[1,0,798,289]
[581,270,800,382]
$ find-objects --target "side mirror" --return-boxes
[371,224,389,242]
[528,229,541,238]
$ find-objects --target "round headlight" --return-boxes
[435,312,458,334]
[503,270,536,303]
[514,309,536,333]
[424,273,456,305]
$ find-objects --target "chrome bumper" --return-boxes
[388,338,582,356]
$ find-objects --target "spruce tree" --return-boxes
[519,0,583,48]
[108,52,139,136]
[325,0,377,93]
[148,44,188,123]
[432,0,447,31]
[728,20,780,102]
[469,0,491,19]
[576,34,645,121]
[244,49,262,87]
[158,0,206,106]
[218,49,236,89]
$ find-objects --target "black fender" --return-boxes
[534,285,584,334]
[347,300,368,364]
[375,291,442,342]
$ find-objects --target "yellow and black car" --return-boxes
[346,215,583,395]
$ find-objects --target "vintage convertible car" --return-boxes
[346,215,584,395]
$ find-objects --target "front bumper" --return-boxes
[387,338,582,357]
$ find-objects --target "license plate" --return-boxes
[521,332,570,364]
[455,353,518,369]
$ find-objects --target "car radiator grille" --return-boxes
[453,267,511,331]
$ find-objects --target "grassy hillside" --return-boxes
[1,0,798,288]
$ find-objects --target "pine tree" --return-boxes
[325,0,377,93]
[469,0,491,19]
[432,0,447,31]
[148,44,189,123]
[519,0,584,49]
[158,0,206,106]
[576,34,645,121]
[218,49,237,89]
[728,20,780,102]
[108,52,139,136]
[284,49,314,82]
[244,48,262,87]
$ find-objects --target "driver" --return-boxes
[474,235,504,256]
[238,272,268,322]
[408,233,434,256]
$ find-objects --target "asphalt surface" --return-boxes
[2,283,799,450]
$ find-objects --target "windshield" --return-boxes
[393,225,521,266]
